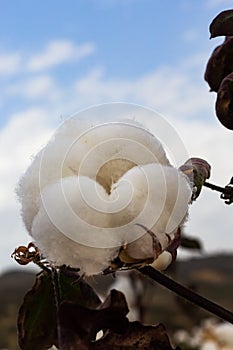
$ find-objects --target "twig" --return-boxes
[51,267,64,350]
[204,182,225,193]
[204,180,233,204]
[138,265,233,324]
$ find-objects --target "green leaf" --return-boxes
[204,37,233,92]
[17,267,101,350]
[210,9,233,38]
[216,71,233,130]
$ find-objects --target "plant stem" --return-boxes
[138,265,233,324]
[51,267,64,350]
[204,182,225,193]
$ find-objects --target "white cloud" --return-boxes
[0,52,21,75]
[7,75,59,100]
[0,108,53,210]
[74,64,214,120]
[0,109,54,272]
[27,40,95,71]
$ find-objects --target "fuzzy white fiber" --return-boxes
[17,116,192,275]
[175,319,233,350]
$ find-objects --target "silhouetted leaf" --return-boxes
[204,37,233,92]
[59,289,129,349]
[180,235,202,251]
[58,288,179,349]
[210,9,233,38]
[92,322,177,350]
[216,72,233,130]
[59,266,101,309]
[18,267,101,350]
[18,272,57,350]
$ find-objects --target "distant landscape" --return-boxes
[1,253,233,350]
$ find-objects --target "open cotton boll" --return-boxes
[213,323,233,347]
[17,114,192,275]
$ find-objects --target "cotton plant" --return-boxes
[16,111,192,275]
[13,108,232,350]
[12,8,233,349]
[174,319,233,350]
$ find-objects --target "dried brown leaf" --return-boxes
[92,322,176,350]
[59,289,129,349]
[210,9,233,38]
[216,71,233,130]
[204,37,233,92]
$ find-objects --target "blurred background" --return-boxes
[0,1,233,349]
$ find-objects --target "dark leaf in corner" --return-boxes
[216,72,233,130]
[204,37,233,92]
[92,322,177,350]
[17,272,57,350]
[59,289,129,349]
[210,9,233,38]
[17,267,101,350]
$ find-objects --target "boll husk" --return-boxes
[17,116,192,275]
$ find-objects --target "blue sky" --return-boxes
[1,0,233,273]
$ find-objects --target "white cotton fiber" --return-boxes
[17,114,191,275]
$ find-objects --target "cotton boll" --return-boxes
[17,112,191,275]
[201,342,218,350]
[213,323,233,347]
[175,320,233,350]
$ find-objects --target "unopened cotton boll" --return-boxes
[17,113,192,275]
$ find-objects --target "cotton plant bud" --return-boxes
[17,103,192,275]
